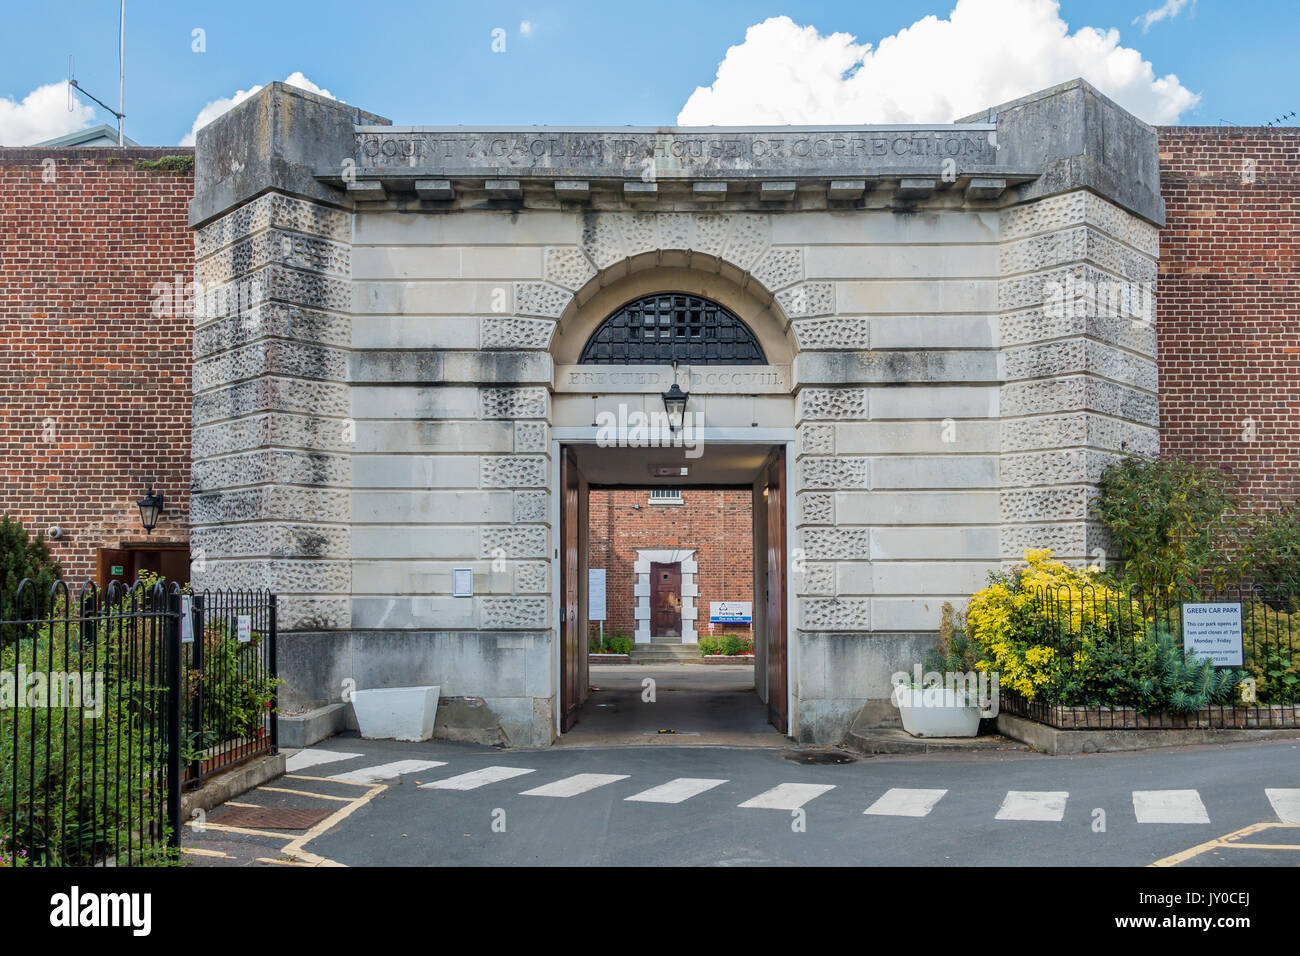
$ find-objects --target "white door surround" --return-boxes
[633,548,697,644]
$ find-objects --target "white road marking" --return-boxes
[996,790,1069,822]
[420,766,536,791]
[520,773,630,797]
[863,788,948,818]
[738,783,835,810]
[328,759,446,783]
[284,749,363,773]
[1265,788,1300,823]
[625,778,728,804]
[1132,789,1210,824]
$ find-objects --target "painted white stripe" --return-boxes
[1265,788,1300,823]
[328,759,446,783]
[738,783,835,810]
[520,773,629,798]
[996,790,1069,822]
[863,788,948,818]
[284,749,363,773]
[625,778,728,804]
[1132,789,1210,824]
[420,766,536,791]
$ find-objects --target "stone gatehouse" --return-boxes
[188,76,1163,746]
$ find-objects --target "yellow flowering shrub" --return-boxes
[966,549,1140,700]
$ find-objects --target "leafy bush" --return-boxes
[1242,603,1300,704]
[966,550,1140,699]
[966,550,1249,713]
[922,602,982,675]
[699,633,753,656]
[0,514,62,594]
[1245,506,1300,609]
[1092,455,1242,593]
[588,633,632,655]
[0,586,175,866]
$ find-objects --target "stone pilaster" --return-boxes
[997,190,1161,566]
[190,191,354,630]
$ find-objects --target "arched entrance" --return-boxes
[551,274,796,741]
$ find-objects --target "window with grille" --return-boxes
[579,293,766,365]
[649,487,683,504]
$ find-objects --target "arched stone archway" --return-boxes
[189,79,1166,750]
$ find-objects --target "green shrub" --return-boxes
[1092,455,1242,593]
[606,637,632,655]
[923,602,983,675]
[1245,506,1300,609]
[0,514,62,600]
[699,634,753,656]
[0,588,175,866]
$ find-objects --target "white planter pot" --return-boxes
[892,686,981,738]
[352,685,441,741]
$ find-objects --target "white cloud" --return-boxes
[180,72,338,146]
[677,0,1199,127]
[520,20,535,37]
[1134,0,1195,32]
[0,82,97,146]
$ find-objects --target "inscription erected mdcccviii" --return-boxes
[355,129,996,174]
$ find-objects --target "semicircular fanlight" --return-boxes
[579,293,766,365]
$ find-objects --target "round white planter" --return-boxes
[892,686,981,737]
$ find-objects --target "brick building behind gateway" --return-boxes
[0,125,1297,594]
[0,148,193,588]
[587,488,754,642]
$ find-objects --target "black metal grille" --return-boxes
[579,294,766,365]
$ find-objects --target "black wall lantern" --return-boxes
[137,481,165,534]
[662,361,690,433]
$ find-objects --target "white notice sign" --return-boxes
[589,569,607,621]
[180,595,194,644]
[1182,602,1243,666]
[452,568,474,597]
[710,601,752,624]
[236,614,252,644]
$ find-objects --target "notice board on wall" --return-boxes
[589,569,607,621]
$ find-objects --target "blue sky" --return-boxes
[0,0,1296,145]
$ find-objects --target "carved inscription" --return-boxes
[355,130,996,175]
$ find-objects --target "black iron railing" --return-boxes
[0,579,276,866]
[997,583,1299,731]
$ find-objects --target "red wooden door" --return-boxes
[560,448,581,732]
[650,562,682,638]
[764,448,788,732]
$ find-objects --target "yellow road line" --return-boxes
[285,773,376,787]
[256,856,322,867]
[181,847,231,859]
[257,786,355,802]
[185,821,299,840]
[279,781,387,868]
[1151,822,1300,866]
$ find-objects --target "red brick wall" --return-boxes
[587,488,754,638]
[1156,128,1300,506]
[0,148,194,583]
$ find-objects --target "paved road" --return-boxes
[184,735,1300,867]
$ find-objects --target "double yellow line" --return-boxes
[181,773,387,867]
[1151,822,1300,866]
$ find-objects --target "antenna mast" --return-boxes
[66,1,126,146]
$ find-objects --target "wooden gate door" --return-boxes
[650,562,682,638]
[764,447,788,732]
[560,447,581,732]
